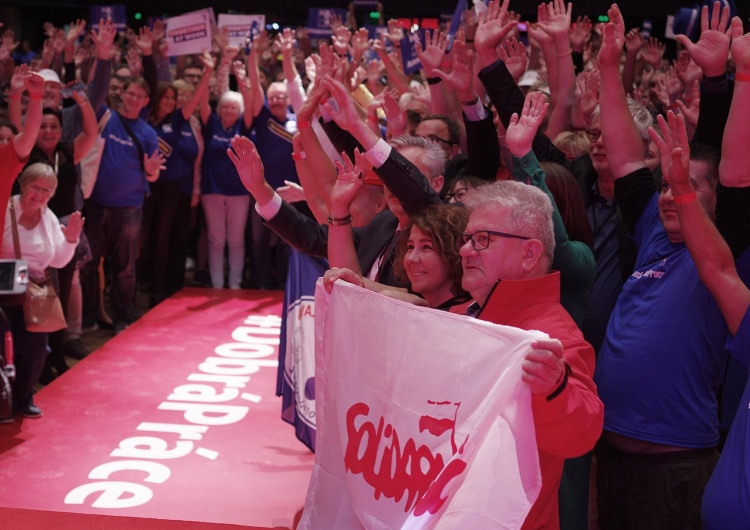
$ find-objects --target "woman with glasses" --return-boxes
[1,163,84,418]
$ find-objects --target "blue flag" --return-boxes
[277,249,328,452]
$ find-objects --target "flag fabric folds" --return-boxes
[298,280,543,529]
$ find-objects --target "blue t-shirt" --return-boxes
[702,307,750,529]
[154,112,199,195]
[200,113,249,196]
[595,193,750,447]
[91,110,159,208]
[252,106,297,190]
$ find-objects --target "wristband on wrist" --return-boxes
[704,72,727,83]
[426,77,442,85]
[673,191,697,204]
[327,213,353,226]
[29,94,43,100]
[297,120,311,130]
[735,72,750,83]
[546,362,571,402]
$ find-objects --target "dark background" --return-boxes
[1,1,749,53]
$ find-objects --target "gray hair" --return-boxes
[218,90,244,113]
[591,97,653,142]
[388,135,446,180]
[19,162,57,190]
[463,181,555,269]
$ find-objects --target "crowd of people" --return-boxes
[0,0,748,527]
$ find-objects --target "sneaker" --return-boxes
[63,339,90,360]
[16,401,42,419]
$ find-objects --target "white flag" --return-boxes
[299,281,543,529]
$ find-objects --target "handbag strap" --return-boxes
[8,198,21,260]
[115,112,145,172]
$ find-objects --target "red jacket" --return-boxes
[476,272,603,530]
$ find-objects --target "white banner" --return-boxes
[217,14,266,47]
[165,8,214,57]
[299,281,543,529]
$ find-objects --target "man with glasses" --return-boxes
[81,78,165,335]
[459,179,603,530]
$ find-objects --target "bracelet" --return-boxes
[704,72,727,83]
[426,77,442,85]
[735,72,750,83]
[297,120,311,130]
[546,362,571,402]
[327,213,353,226]
[673,191,697,204]
[291,151,306,161]
[557,49,573,57]
[29,94,43,100]
[460,97,479,106]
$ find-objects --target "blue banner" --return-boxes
[400,28,428,76]
[277,249,328,452]
[89,5,127,32]
[307,8,348,39]
[447,0,468,50]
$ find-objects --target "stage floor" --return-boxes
[0,288,313,529]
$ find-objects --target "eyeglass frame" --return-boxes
[585,128,602,142]
[460,230,531,251]
[424,134,455,146]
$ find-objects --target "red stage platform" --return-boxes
[0,288,313,529]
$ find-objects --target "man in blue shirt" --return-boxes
[81,78,164,334]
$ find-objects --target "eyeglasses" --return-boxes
[446,187,468,203]
[585,128,602,142]
[29,184,55,195]
[425,134,453,146]
[268,94,289,102]
[460,230,530,251]
[124,90,148,101]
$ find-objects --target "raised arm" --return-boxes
[71,91,98,164]
[247,34,266,120]
[327,150,366,274]
[719,17,750,187]
[182,50,214,121]
[233,60,254,130]
[650,111,750,334]
[598,4,645,179]
[13,72,44,160]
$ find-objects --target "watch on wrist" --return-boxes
[327,213,353,226]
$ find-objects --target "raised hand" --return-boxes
[276,28,296,55]
[675,80,700,136]
[415,29,448,77]
[676,2,731,77]
[640,37,665,70]
[527,4,553,49]
[92,18,116,60]
[577,68,600,123]
[432,39,475,103]
[276,180,306,203]
[66,19,87,45]
[126,47,143,77]
[647,111,691,192]
[10,64,29,95]
[69,90,91,107]
[730,15,750,74]
[24,71,45,97]
[570,15,593,52]
[1,29,19,54]
[675,50,703,87]
[332,25,352,56]
[61,212,85,244]
[321,75,363,132]
[380,88,406,134]
[351,28,372,62]
[227,135,266,193]
[474,0,516,67]
[538,0,572,40]
[498,37,528,84]
[136,26,153,56]
[199,48,216,71]
[597,7,625,69]
[144,150,167,177]
[330,149,365,209]
[624,27,644,55]
[385,19,405,45]
[506,91,549,157]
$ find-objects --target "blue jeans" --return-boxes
[82,201,142,329]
